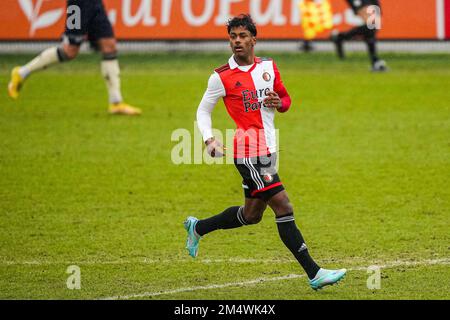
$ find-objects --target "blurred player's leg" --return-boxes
[10,0,87,100]
[8,45,75,99]
[330,30,345,59]
[333,24,386,70]
[339,25,368,40]
[332,3,387,71]
[300,40,314,53]
[365,29,387,72]
[88,0,141,115]
[363,28,379,64]
[98,38,141,115]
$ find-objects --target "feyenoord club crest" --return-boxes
[262,72,271,82]
[263,174,273,183]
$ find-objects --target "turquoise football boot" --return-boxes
[184,216,201,258]
[309,268,347,290]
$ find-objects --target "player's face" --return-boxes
[229,26,256,60]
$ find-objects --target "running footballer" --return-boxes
[184,14,347,291]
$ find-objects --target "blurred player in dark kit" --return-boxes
[8,0,141,115]
[331,0,387,71]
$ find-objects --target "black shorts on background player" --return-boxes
[64,0,114,46]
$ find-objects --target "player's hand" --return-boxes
[205,138,226,157]
[263,91,282,109]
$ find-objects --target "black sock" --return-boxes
[364,30,379,64]
[276,214,320,279]
[195,206,247,236]
[341,26,379,64]
[102,52,118,61]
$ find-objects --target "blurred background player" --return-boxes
[331,0,387,72]
[300,40,314,53]
[7,0,141,115]
[185,14,347,291]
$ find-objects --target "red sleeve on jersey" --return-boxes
[273,61,292,113]
[215,63,230,74]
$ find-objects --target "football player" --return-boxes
[184,14,347,290]
[8,0,141,115]
[331,0,387,72]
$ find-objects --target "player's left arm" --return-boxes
[264,61,292,113]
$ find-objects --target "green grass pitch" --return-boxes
[0,52,449,299]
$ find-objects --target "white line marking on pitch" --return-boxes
[100,274,305,300]
[99,258,450,300]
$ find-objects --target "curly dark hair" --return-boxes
[226,14,257,37]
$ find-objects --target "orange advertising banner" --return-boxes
[0,0,446,40]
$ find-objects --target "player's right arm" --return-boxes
[196,72,226,157]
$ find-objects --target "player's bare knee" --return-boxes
[62,45,79,61]
[100,39,117,56]
[245,212,263,225]
[268,191,293,215]
[65,51,78,61]
[243,207,264,225]
[274,202,293,216]
[282,201,294,214]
